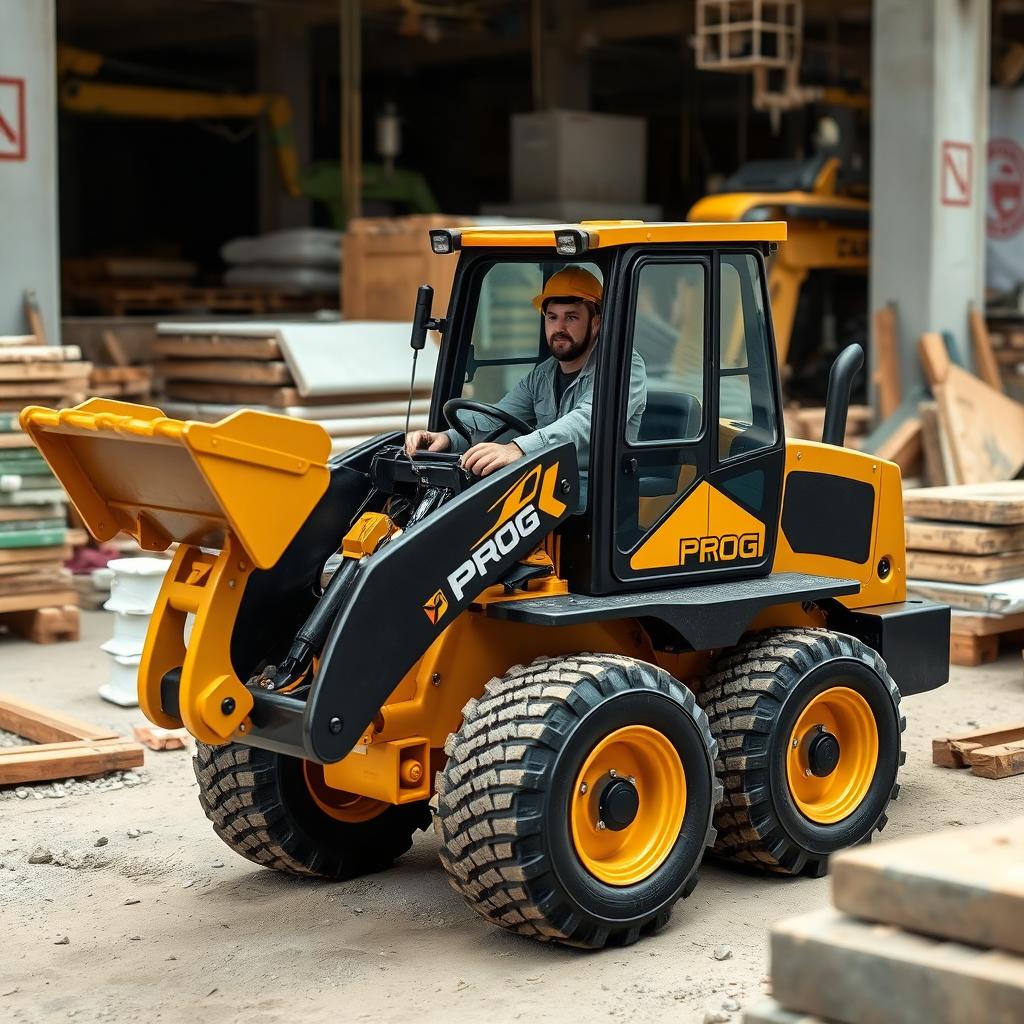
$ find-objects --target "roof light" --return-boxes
[555,229,588,256]
[428,229,461,254]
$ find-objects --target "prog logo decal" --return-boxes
[424,461,566,619]
[679,531,764,566]
[423,589,448,624]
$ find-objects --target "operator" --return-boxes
[404,266,647,499]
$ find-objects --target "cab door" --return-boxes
[610,248,785,589]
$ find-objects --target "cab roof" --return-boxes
[428,219,787,256]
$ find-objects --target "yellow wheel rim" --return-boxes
[786,687,879,825]
[570,725,686,887]
[303,762,389,823]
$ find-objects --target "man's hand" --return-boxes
[404,429,451,457]
[461,441,524,477]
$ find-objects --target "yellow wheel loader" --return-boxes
[22,219,948,950]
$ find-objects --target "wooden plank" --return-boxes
[164,382,362,407]
[152,335,281,361]
[917,401,946,487]
[90,366,152,384]
[0,504,62,523]
[23,290,47,347]
[0,560,62,577]
[970,302,1004,391]
[0,377,90,398]
[0,738,143,785]
[0,335,38,347]
[0,545,70,565]
[0,694,119,743]
[935,368,1024,484]
[903,482,1024,525]
[0,589,77,614]
[968,741,1024,779]
[873,305,902,418]
[874,417,920,474]
[0,572,71,597]
[0,345,81,363]
[905,519,1024,555]
[918,331,952,386]
[101,329,130,368]
[770,908,1024,1024]
[905,548,1024,584]
[0,432,33,450]
[831,819,1024,955]
[932,723,1024,767]
[0,362,90,383]
[156,359,293,385]
[950,608,1024,636]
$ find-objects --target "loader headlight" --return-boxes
[555,229,588,256]
[429,229,460,254]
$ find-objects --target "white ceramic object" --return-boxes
[103,557,171,614]
[97,653,142,708]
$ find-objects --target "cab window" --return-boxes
[464,260,602,403]
[719,253,778,460]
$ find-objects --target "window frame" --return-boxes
[618,252,712,451]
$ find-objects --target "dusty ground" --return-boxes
[1,611,1022,1024]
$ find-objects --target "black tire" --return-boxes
[699,628,905,878]
[194,742,431,878]
[435,654,720,949]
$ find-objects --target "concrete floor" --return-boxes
[1,610,1022,1024]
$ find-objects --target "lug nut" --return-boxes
[792,738,799,748]
[804,768,812,777]
[609,769,617,778]
[628,776,636,785]
[597,820,607,831]
[579,782,588,795]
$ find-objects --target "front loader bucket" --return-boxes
[20,399,332,570]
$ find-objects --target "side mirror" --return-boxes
[410,284,434,351]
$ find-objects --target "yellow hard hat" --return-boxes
[532,266,603,312]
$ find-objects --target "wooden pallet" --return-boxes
[0,595,80,643]
[949,608,1024,665]
[0,694,143,785]
[933,722,1024,779]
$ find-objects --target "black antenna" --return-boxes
[405,285,446,446]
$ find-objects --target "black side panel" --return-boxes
[302,443,580,762]
[781,471,875,564]
[228,433,399,682]
[486,571,859,651]
[827,599,951,696]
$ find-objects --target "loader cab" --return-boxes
[429,221,788,599]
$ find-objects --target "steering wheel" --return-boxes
[443,398,532,445]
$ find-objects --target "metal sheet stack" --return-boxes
[904,481,1024,665]
[745,819,1024,1024]
[154,321,436,453]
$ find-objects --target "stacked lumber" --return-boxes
[0,407,77,638]
[905,482,1024,665]
[154,322,435,453]
[744,819,1024,1024]
[985,310,1024,403]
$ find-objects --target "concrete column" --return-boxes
[870,0,989,389]
[257,11,312,232]
[0,0,60,343]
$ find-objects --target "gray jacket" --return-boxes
[445,346,648,495]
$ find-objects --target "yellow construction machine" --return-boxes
[689,155,869,393]
[22,219,947,949]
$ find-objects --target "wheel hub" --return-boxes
[807,730,841,777]
[598,775,640,831]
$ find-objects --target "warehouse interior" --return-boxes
[2,2,1024,1023]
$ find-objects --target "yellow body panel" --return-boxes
[20,399,331,570]
[772,440,906,608]
[456,219,787,250]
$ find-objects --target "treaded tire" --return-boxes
[435,654,721,949]
[699,628,905,878]
[194,742,431,878]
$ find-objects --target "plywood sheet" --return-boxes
[903,482,1024,525]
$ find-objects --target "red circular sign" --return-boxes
[988,137,1024,240]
